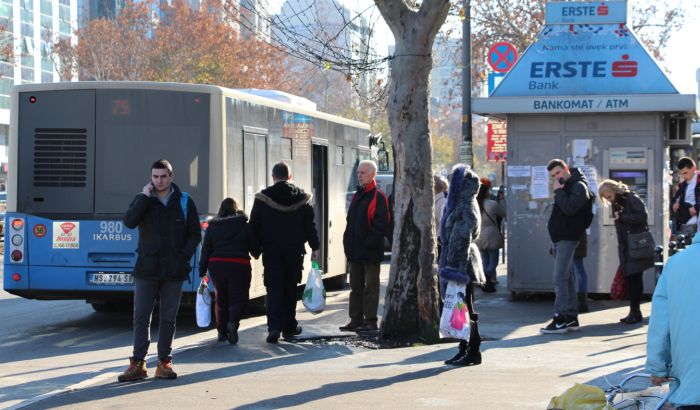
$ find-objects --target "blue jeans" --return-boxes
[480,249,500,282]
[552,240,579,317]
[572,258,588,294]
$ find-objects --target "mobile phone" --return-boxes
[558,178,566,185]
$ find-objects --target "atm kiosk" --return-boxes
[473,0,697,296]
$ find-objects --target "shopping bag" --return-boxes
[547,383,615,410]
[439,280,470,340]
[196,277,212,328]
[610,266,627,301]
[302,261,326,314]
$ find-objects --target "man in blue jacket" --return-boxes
[646,235,700,409]
[119,159,201,382]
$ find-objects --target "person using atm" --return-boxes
[671,157,700,238]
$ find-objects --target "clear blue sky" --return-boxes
[662,3,699,95]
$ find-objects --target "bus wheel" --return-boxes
[324,273,348,291]
[90,302,117,312]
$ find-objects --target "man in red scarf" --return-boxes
[340,160,390,333]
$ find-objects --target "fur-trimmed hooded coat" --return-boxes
[249,181,320,254]
[438,165,486,289]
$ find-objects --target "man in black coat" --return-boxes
[249,162,320,343]
[118,159,201,382]
[340,160,389,333]
[541,158,591,335]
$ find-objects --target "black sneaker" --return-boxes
[452,350,482,366]
[566,315,580,331]
[266,330,280,343]
[444,350,466,365]
[282,326,302,341]
[540,314,568,334]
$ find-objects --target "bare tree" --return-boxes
[374,0,450,342]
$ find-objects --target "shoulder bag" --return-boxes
[626,230,655,260]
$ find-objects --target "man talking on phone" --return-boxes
[118,159,201,382]
[540,159,592,334]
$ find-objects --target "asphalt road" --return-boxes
[0,264,243,410]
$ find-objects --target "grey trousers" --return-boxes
[132,278,183,361]
[349,261,380,326]
[552,240,579,317]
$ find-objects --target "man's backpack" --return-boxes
[581,188,595,229]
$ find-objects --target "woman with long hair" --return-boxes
[475,178,506,293]
[199,198,260,343]
[598,179,654,324]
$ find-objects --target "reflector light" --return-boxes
[10,250,22,261]
[11,219,24,230]
[200,221,209,230]
[11,234,23,246]
[12,273,20,281]
[29,96,37,103]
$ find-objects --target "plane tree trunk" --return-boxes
[375,0,450,343]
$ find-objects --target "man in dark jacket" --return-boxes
[249,162,320,343]
[118,159,201,382]
[671,156,700,236]
[340,160,390,333]
[541,159,591,334]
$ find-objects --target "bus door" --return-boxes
[243,131,268,294]
[312,143,328,273]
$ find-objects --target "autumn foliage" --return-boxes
[51,0,298,91]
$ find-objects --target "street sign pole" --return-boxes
[461,0,472,167]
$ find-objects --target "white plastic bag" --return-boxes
[439,280,470,340]
[302,261,326,314]
[196,278,212,328]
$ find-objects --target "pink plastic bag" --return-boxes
[439,280,470,340]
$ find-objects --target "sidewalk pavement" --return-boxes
[25,262,657,409]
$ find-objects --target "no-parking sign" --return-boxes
[487,42,518,73]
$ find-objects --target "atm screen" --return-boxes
[609,169,648,205]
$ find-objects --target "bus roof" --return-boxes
[13,81,371,131]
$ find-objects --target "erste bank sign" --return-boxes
[546,1,628,25]
[491,23,677,97]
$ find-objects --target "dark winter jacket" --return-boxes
[249,181,320,254]
[547,167,591,242]
[672,173,700,229]
[198,213,261,275]
[124,183,201,281]
[438,165,486,289]
[612,192,654,276]
[343,180,390,263]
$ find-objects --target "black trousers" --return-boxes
[208,261,251,333]
[132,278,183,361]
[458,282,481,352]
[625,271,644,313]
[263,247,304,333]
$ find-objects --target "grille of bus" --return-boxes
[33,128,88,187]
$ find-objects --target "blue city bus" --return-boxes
[4,82,372,311]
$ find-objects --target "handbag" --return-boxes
[626,230,655,260]
[610,266,626,300]
[302,261,326,314]
[195,278,212,328]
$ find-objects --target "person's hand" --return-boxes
[650,376,670,386]
[672,200,680,213]
[311,250,320,262]
[142,182,153,196]
[552,179,563,191]
[690,207,697,217]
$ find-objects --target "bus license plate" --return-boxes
[89,272,134,285]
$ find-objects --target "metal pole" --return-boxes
[460,0,473,167]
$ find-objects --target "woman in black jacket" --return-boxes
[598,180,654,324]
[199,198,260,344]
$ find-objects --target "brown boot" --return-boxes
[155,356,178,379]
[117,357,147,382]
